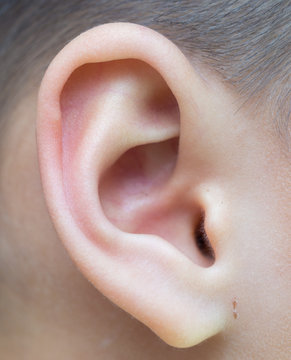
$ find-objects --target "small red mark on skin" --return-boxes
[232,298,239,320]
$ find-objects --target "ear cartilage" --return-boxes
[232,298,239,320]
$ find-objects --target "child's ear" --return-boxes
[37,23,232,348]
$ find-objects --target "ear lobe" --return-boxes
[37,23,229,348]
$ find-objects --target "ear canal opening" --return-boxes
[99,138,216,269]
[194,213,215,267]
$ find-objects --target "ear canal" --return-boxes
[100,139,216,268]
[37,23,229,348]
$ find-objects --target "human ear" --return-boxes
[37,23,231,348]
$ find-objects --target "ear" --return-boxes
[37,23,231,348]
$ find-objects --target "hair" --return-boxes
[0,0,290,141]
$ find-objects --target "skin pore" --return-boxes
[0,23,290,360]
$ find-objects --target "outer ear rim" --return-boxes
[37,22,230,348]
[38,22,197,122]
[37,22,202,259]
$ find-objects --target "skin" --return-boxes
[0,23,290,359]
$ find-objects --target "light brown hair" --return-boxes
[0,0,290,140]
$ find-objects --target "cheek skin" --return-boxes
[182,80,291,356]
[226,185,290,355]
[214,129,290,354]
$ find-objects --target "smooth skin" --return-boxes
[0,23,290,359]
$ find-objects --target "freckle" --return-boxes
[232,298,239,319]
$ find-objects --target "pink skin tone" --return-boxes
[0,23,290,359]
